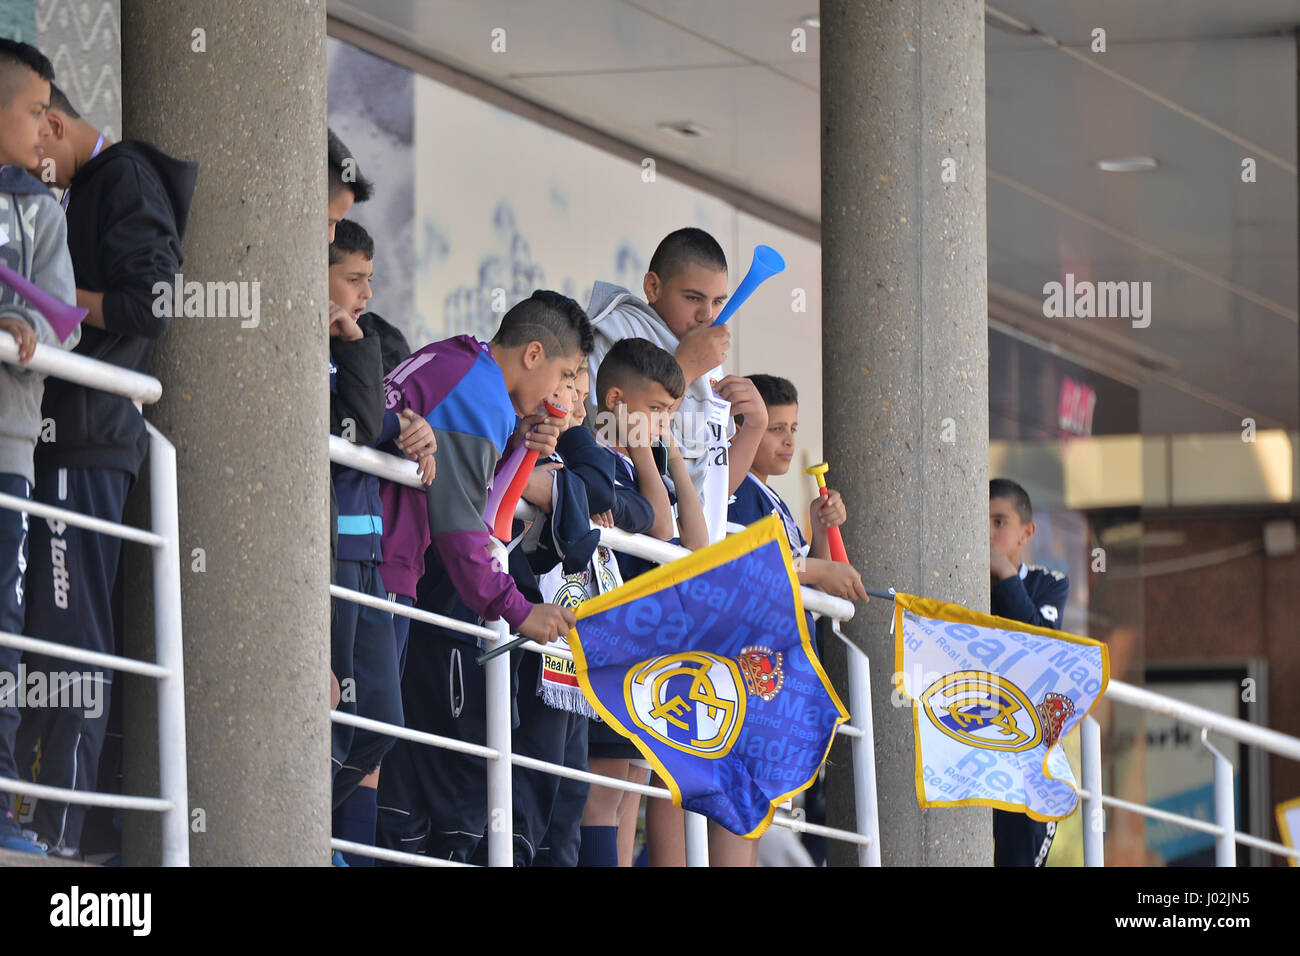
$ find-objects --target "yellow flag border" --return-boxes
[567,514,850,839]
[892,591,1111,823]
[1275,796,1300,867]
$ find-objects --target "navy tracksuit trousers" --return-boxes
[331,558,403,808]
[17,466,127,852]
[0,474,31,802]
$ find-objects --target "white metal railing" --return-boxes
[0,337,188,865]
[331,434,1300,867]
[328,436,879,867]
[1077,684,1300,866]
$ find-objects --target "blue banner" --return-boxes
[569,515,848,837]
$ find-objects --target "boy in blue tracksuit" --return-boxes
[327,221,435,864]
[0,39,80,856]
[989,477,1069,867]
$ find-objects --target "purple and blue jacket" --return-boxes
[378,335,532,629]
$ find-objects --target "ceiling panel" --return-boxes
[326,0,1300,433]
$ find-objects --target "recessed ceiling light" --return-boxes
[801,15,820,29]
[656,121,711,139]
[1095,156,1159,172]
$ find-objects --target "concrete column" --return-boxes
[120,0,330,865]
[821,1,992,865]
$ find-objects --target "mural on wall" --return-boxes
[326,37,415,337]
[329,36,822,507]
[37,0,121,139]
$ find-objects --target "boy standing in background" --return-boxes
[989,477,1069,867]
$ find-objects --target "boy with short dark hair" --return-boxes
[375,290,593,863]
[16,78,197,860]
[0,37,77,856]
[989,477,1069,867]
[327,129,373,243]
[327,221,435,863]
[727,374,868,603]
[581,336,708,866]
[586,227,769,545]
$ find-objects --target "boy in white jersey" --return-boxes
[585,227,768,545]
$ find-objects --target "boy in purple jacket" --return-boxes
[375,290,592,863]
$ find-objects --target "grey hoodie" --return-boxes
[586,281,736,543]
[585,281,721,469]
[0,166,80,483]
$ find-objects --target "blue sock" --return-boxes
[577,826,618,867]
[335,785,378,867]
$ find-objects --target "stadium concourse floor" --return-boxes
[0,848,92,867]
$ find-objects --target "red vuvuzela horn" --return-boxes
[0,262,87,343]
[485,400,567,542]
[804,461,849,564]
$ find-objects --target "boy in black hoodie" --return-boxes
[16,81,197,858]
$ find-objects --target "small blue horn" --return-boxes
[711,245,786,326]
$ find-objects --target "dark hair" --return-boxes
[48,81,78,119]
[329,219,374,265]
[358,312,411,375]
[596,337,686,407]
[647,227,727,283]
[990,478,1033,524]
[0,39,54,109]
[327,128,374,203]
[491,289,594,360]
[748,374,798,408]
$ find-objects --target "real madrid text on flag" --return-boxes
[894,593,1109,821]
[568,515,848,837]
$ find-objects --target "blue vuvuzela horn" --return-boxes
[711,244,786,326]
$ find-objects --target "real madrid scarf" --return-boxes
[536,543,624,717]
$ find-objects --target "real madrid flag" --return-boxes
[894,593,1109,821]
[569,515,849,838]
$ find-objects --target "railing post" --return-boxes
[147,425,189,866]
[1203,729,1236,867]
[843,631,881,866]
[484,616,514,867]
[684,811,710,866]
[1081,715,1104,867]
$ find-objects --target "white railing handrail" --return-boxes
[328,435,857,623]
[1105,678,1300,762]
[0,336,162,404]
[329,434,423,486]
[0,348,188,864]
[0,628,171,679]
[327,434,1300,867]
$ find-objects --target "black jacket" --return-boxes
[37,139,198,476]
[992,564,1069,630]
[329,332,386,571]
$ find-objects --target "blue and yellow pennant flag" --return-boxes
[894,593,1110,821]
[569,515,849,838]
